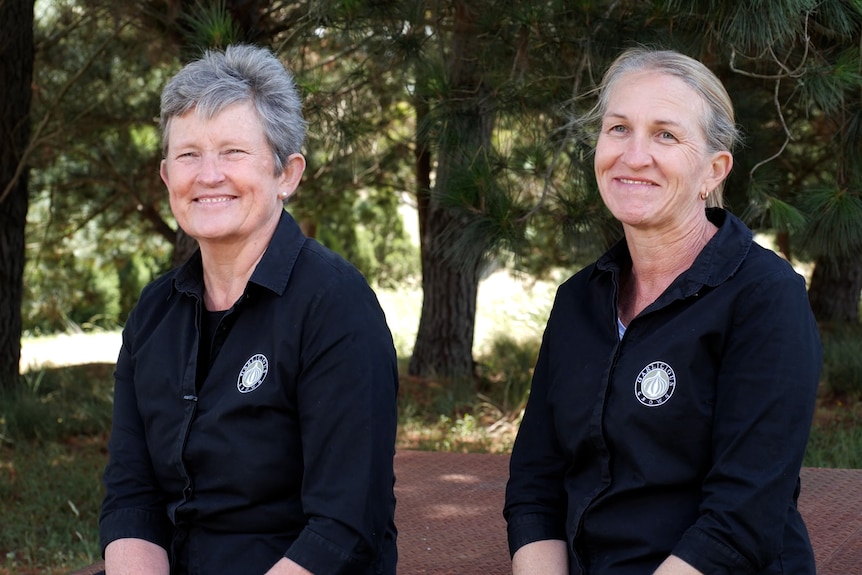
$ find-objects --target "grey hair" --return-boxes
[584,48,741,206]
[160,44,306,175]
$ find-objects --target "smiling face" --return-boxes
[160,101,304,249]
[594,70,732,233]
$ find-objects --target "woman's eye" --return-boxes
[608,125,627,134]
[659,131,677,140]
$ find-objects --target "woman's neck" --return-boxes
[618,219,717,325]
[199,239,269,311]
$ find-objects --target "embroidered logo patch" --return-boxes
[237,354,269,393]
[634,361,676,407]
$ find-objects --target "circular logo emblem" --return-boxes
[634,361,676,407]
[237,354,269,393]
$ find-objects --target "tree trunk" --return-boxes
[0,0,35,390]
[409,202,482,381]
[808,253,862,324]
[408,1,495,382]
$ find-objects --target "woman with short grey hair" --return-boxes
[100,44,398,575]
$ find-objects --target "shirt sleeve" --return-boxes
[504,306,569,557]
[283,272,398,574]
[673,269,821,573]
[99,318,174,556]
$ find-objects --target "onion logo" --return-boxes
[634,361,676,407]
[237,354,269,393]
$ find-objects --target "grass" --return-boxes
[805,396,862,468]
[0,438,105,574]
[1,364,114,574]
[3,277,861,574]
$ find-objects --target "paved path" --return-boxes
[70,451,862,574]
[393,451,862,574]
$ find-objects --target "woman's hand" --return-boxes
[653,555,704,575]
[104,538,169,575]
[264,557,314,574]
[512,539,568,575]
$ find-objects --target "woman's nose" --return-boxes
[197,153,226,184]
[621,137,652,168]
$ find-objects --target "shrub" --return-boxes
[819,322,862,399]
[0,365,114,444]
[475,333,539,414]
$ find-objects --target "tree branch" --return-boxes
[0,20,133,206]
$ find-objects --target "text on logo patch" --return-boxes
[634,361,676,407]
[237,354,269,393]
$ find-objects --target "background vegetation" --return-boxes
[2,298,861,573]
[1,1,861,573]
[3,0,860,387]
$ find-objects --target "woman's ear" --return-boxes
[278,153,306,201]
[705,150,733,192]
[159,159,170,188]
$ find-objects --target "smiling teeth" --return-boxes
[197,197,231,203]
[619,178,651,185]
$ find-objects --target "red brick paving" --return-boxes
[797,467,862,574]
[393,451,509,574]
[70,452,862,574]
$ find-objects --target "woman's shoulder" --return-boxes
[740,239,805,283]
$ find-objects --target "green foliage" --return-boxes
[742,179,807,234]
[23,250,120,335]
[0,361,111,569]
[16,0,862,366]
[396,332,542,453]
[819,322,862,398]
[182,0,244,51]
[475,335,539,413]
[804,409,862,469]
[0,440,105,574]
[0,365,114,443]
[291,193,420,288]
[799,48,862,116]
[24,193,170,334]
[798,187,862,261]
[26,0,178,335]
[355,197,420,288]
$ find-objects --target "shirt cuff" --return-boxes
[673,525,754,575]
[284,527,369,575]
[506,512,567,558]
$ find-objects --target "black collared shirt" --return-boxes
[100,211,398,574]
[505,209,821,574]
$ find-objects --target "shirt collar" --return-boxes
[593,208,753,295]
[171,211,307,299]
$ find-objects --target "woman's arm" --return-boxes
[104,538,169,575]
[265,557,313,575]
[504,297,570,566]
[653,555,704,575]
[282,273,398,574]
[99,323,173,558]
[672,268,821,572]
[512,540,568,575]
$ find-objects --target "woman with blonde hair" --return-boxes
[504,48,821,575]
